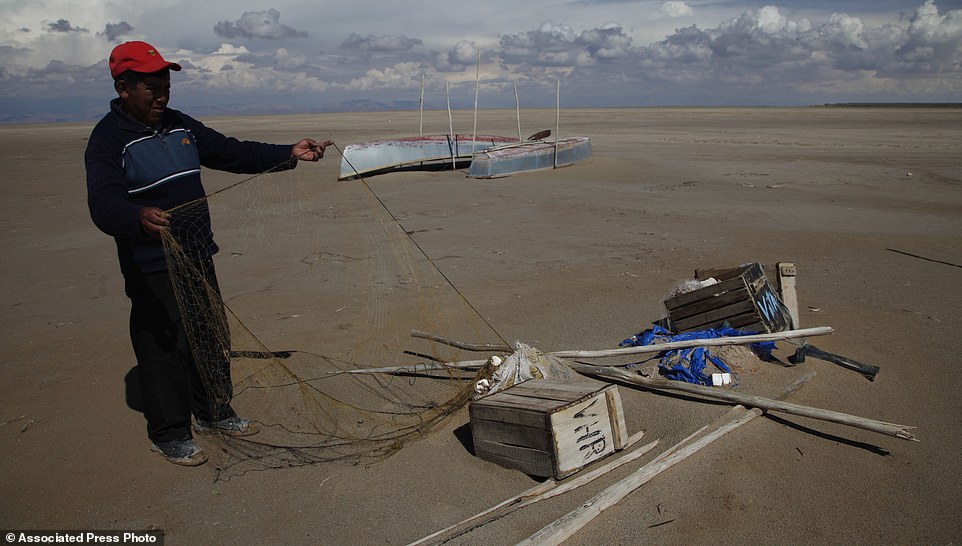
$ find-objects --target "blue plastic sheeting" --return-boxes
[620,325,776,386]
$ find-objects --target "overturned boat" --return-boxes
[338,134,517,180]
[467,136,592,179]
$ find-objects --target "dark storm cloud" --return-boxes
[214,9,308,39]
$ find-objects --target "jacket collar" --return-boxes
[109,98,177,134]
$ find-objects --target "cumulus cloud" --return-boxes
[274,47,309,70]
[576,23,633,60]
[501,21,626,66]
[892,0,962,74]
[628,0,962,103]
[341,33,422,52]
[660,1,693,18]
[346,61,422,91]
[641,1,962,78]
[214,9,308,40]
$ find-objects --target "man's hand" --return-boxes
[140,207,169,238]
[292,138,335,162]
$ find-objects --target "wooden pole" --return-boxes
[327,360,488,376]
[411,330,510,352]
[419,73,425,136]
[549,326,833,359]
[446,81,455,170]
[554,79,560,169]
[472,49,480,155]
[515,83,522,142]
[566,361,916,441]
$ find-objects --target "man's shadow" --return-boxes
[124,350,295,414]
[124,366,145,414]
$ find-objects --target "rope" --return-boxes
[335,143,511,349]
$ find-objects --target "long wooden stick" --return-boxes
[518,374,815,546]
[411,330,511,352]
[412,328,831,359]
[409,433,657,546]
[327,360,487,376]
[565,362,917,441]
[549,326,833,359]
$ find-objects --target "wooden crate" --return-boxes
[665,262,789,334]
[469,378,628,479]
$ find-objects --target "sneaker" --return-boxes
[194,416,259,437]
[150,438,208,466]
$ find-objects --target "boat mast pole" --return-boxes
[472,49,480,155]
[554,79,560,169]
[419,73,425,136]
[515,83,522,142]
[446,81,455,170]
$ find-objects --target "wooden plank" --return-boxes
[695,265,744,282]
[471,419,552,452]
[473,439,554,477]
[469,403,547,429]
[474,392,563,412]
[778,262,800,329]
[506,385,594,404]
[665,286,753,320]
[670,292,755,325]
[603,387,628,450]
[664,276,747,309]
[672,300,757,331]
[513,379,607,394]
[726,316,765,332]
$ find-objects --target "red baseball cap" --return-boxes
[109,41,182,79]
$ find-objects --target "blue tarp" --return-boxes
[620,325,775,386]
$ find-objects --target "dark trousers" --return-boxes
[125,259,235,443]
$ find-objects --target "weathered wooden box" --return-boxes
[469,378,628,479]
[664,262,789,334]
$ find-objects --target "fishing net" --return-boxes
[160,156,504,479]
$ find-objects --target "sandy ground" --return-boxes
[1,107,961,545]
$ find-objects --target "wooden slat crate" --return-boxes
[469,378,628,479]
[665,262,790,334]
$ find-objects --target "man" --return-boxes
[85,41,334,466]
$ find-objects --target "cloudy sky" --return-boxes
[1,0,960,123]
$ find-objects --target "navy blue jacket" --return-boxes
[85,99,296,275]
